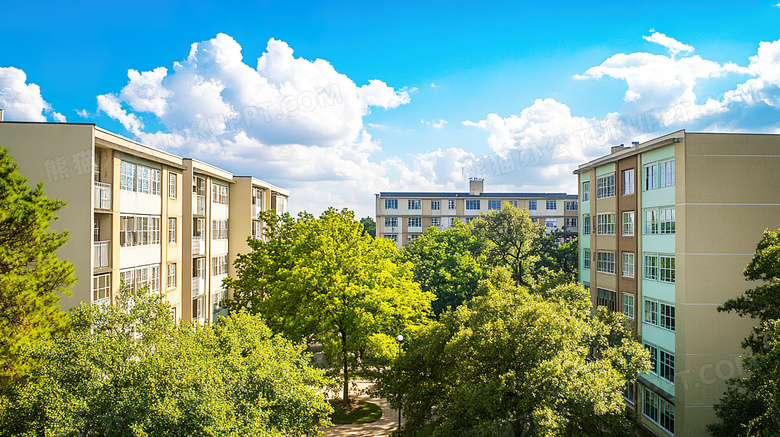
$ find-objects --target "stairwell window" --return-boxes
[622,211,634,236]
[581,181,590,201]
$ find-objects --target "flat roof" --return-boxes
[378,192,577,198]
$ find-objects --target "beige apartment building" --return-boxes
[375,179,578,247]
[0,117,289,323]
[575,131,780,436]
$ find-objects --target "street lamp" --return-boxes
[395,333,404,430]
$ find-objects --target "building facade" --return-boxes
[576,131,780,436]
[0,119,289,323]
[375,179,578,247]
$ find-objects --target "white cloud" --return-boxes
[97,93,144,135]
[52,112,66,122]
[642,32,694,57]
[120,67,171,117]
[76,109,89,118]
[0,67,55,122]
[421,118,447,129]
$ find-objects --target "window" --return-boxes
[596,174,615,198]
[212,220,228,240]
[597,288,617,312]
[212,184,229,204]
[431,200,441,210]
[449,217,457,227]
[466,200,480,210]
[448,199,456,210]
[506,200,519,208]
[596,213,615,235]
[644,299,659,325]
[167,263,176,289]
[659,350,675,383]
[465,217,476,224]
[660,208,675,234]
[624,381,636,404]
[582,181,590,201]
[623,169,635,195]
[645,254,675,283]
[565,200,578,211]
[252,220,263,240]
[565,217,577,227]
[431,218,441,227]
[120,162,136,191]
[596,251,615,274]
[385,234,397,242]
[622,211,634,236]
[582,215,590,235]
[546,200,557,210]
[623,294,635,319]
[644,343,659,374]
[385,199,398,209]
[408,199,422,210]
[193,218,205,238]
[408,217,422,227]
[644,254,658,280]
[488,200,502,210]
[659,160,675,188]
[212,255,228,276]
[151,170,161,195]
[660,255,676,282]
[169,173,177,198]
[385,217,398,227]
[545,218,556,228]
[408,234,420,242]
[643,389,674,434]
[168,217,177,244]
[150,265,159,293]
[192,296,204,321]
[529,200,537,210]
[583,250,590,269]
[93,273,111,304]
[119,215,161,247]
[193,257,206,280]
[661,303,676,331]
[644,164,658,191]
[136,166,150,194]
[622,252,635,277]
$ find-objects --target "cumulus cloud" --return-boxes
[97,93,145,135]
[0,67,60,122]
[421,118,447,129]
[643,32,694,57]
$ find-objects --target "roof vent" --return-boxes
[632,141,639,147]
[611,144,625,154]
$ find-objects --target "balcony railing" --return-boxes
[94,240,109,268]
[192,236,205,255]
[192,277,205,297]
[193,194,206,215]
[94,182,111,210]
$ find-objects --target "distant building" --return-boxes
[575,130,780,436]
[375,179,578,247]
[0,116,288,323]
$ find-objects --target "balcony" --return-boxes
[192,236,205,256]
[192,277,205,297]
[94,182,111,210]
[93,240,109,268]
[193,194,205,215]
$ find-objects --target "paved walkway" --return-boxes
[321,381,403,437]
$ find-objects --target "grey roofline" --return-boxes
[378,192,577,198]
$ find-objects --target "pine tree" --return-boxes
[0,146,75,389]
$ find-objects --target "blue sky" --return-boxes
[2,1,780,217]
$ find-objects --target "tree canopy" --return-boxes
[378,269,649,436]
[400,222,486,316]
[710,228,780,436]
[359,216,376,238]
[0,146,75,389]
[0,285,333,436]
[224,208,433,402]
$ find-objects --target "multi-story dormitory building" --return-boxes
[575,131,780,437]
[0,116,289,323]
[375,179,578,247]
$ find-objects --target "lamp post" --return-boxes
[395,333,404,430]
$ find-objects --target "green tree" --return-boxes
[224,208,433,403]
[468,204,547,287]
[709,228,780,436]
[359,216,376,238]
[0,285,333,436]
[400,222,486,316]
[0,146,75,389]
[378,268,650,436]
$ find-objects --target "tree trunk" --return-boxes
[342,336,349,403]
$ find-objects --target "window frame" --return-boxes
[408,217,422,227]
[168,217,177,244]
[545,200,557,210]
[622,169,635,195]
[582,181,590,201]
[622,252,635,277]
[622,211,635,236]
[488,200,502,210]
[408,199,422,210]
[596,173,615,199]
[583,250,590,269]
[167,263,177,289]
[596,213,616,235]
[431,200,441,210]
[465,199,481,210]
[385,199,398,210]
[596,251,615,274]
[623,293,635,319]
[529,200,537,210]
